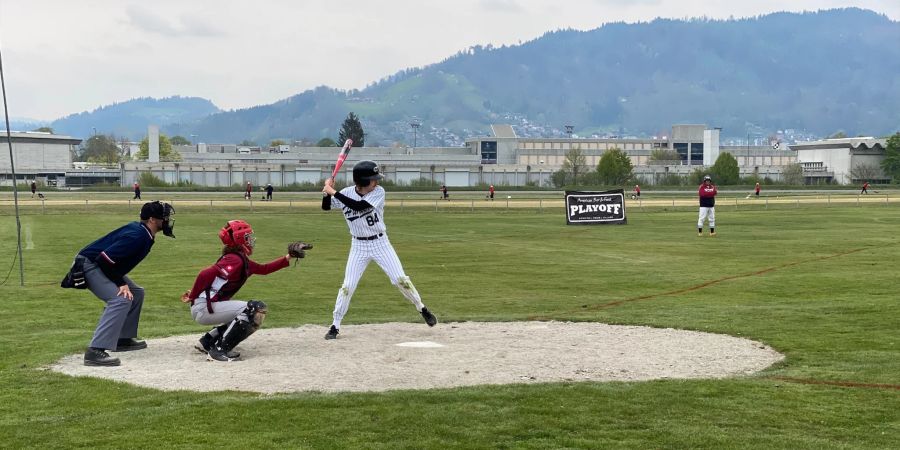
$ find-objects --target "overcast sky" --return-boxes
[0,0,896,121]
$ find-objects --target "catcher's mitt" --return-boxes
[287,242,313,259]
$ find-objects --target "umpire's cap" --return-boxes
[353,160,384,185]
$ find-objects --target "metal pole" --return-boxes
[0,41,24,285]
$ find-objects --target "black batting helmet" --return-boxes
[353,160,384,185]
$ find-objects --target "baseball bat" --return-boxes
[330,139,353,179]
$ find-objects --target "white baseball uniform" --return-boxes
[325,185,425,329]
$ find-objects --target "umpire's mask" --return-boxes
[141,201,176,238]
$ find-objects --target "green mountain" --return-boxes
[87,8,900,145]
[51,96,220,140]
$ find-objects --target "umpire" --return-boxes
[68,201,175,366]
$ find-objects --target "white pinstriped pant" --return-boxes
[698,206,716,228]
[332,235,424,327]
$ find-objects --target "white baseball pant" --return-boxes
[331,236,424,328]
[698,207,716,228]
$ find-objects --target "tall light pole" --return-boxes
[565,124,574,138]
[409,117,421,148]
[0,39,25,285]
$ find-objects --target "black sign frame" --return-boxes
[565,189,627,225]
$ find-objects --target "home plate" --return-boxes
[395,341,444,348]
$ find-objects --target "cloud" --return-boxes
[479,0,526,13]
[125,4,225,37]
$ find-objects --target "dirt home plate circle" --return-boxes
[50,322,783,394]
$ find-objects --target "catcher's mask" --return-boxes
[219,220,255,255]
[140,201,175,238]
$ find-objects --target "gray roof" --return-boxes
[790,137,886,150]
[3,131,81,144]
[490,124,517,138]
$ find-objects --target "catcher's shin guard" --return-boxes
[219,301,268,352]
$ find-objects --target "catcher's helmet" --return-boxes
[353,160,384,185]
[219,220,255,255]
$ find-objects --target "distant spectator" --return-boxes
[632,184,641,200]
[861,181,870,195]
[440,185,449,200]
[31,181,37,198]
[755,182,761,198]
[245,181,252,200]
[265,183,274,201]
[488,184,495,201]
[133,182,141,200]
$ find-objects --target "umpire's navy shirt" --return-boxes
[79,222,155,286]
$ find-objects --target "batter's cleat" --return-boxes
[84,347,121,366]
[325,325,339,340]
[420,307,437,327]
[113,338,147,352]
[698,232,703,237]
[710,231,717,237]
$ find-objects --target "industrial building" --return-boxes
[120,124,799,188]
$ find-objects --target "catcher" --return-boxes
[181,219,312,361]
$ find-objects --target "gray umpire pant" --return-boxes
[82,257,145,350]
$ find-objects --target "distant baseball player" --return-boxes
[244,181,252,200]
[132,182,141,200]
[632,184,641,200]
[488,184,495,201]
[755,182,761,198]
[62,201,175,366]
[440,184,449,200]
[265,183,274,201]
[30,181,37,198]
[321,160,437,339]
[698,175,717,237]
[181,220,312,361]
[861,181,870,195]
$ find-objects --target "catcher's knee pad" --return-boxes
[245,300,268,329]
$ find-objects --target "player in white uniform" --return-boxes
[321,160,437,339]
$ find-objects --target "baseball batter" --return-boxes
[321,160,437,339]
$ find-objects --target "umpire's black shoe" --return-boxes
[325,325,339,340]
[84,347,121,366]
[420,307,437,327]
[113,338,147,352]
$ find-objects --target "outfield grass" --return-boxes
[0,204,898,448]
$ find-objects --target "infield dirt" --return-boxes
[51,321,783,394]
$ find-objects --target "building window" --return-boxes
[690,143,704,164]
[481,141,497,164]
[674,143,688,162]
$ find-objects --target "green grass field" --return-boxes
[0,201,898,449]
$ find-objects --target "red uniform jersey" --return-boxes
[698,183,717,207]
[187,252,288,311]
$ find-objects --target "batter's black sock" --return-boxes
[710,227,715,233]
[698,227,703,234]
